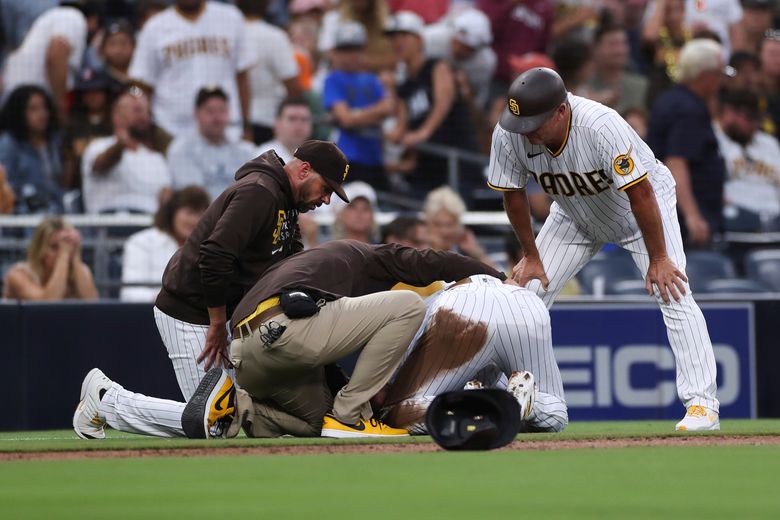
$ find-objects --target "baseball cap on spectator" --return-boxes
[329,181,378,214]
[385,11,426,38]
[509,53,556,77]
[195,85,228,108]
[75,67,111,91]
[451,9,492,49]
[294,140,351,203]
[334,22,368,50]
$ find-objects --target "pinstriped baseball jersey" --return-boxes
[487,94,677,241]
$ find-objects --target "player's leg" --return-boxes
[491,286,568,432]
[528,204,602,308]
[226,389,330,438]
[620,188,719,415]
[154,307,210,401]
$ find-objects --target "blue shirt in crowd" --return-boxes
[647,84,726,233]
[322,70,385,167]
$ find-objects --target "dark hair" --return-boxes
[552,37,592,86]
[692,29,722,43]
[729,51,760,70]
[0,85,58,141]
[102,20,136,46]
[381,216,424,244]
[718,88,760,117]
[593,21,624,45]
[235,0,270,17]
[154,186,211,236]
[276,96,311,118]
[195,85,228,108]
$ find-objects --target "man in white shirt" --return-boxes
[235,0,300,144]
[166,86,256,200]
[81,88,171,214]
[714,88,780,224]
[128,0,256,139]
[255,97,313,163]
[1,6,86,117]
[423,8,497,109]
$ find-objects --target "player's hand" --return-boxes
[645,256,687,304]
[198,322,230,370]
[512,256,549,290]
[685,214,711,246]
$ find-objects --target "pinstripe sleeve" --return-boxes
[486,125,528,191]
[597,115,652,191]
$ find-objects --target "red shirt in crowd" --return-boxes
[477,0,554,83]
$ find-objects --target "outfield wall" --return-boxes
[1,299,778,431]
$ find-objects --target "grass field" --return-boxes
[2,420,779,519]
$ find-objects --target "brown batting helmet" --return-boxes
[499,67,568,134]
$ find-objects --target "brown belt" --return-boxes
[232,305,283,338]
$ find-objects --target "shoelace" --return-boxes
[368,418,384,429]
[687,405,707,417]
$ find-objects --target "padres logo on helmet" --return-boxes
[508,98,520,116]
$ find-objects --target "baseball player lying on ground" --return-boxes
[226,274,567,437]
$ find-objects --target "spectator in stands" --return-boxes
[622,107,650,140]
[1,5,86,120]
[551,0,599,41]
[423,8,497,111]
[381,215,430,249]
[255,97,313,162]
[423,186,496,267]
[589,22,649,114]
[647,39,730,247]
[81,87,171,215]
[0,0,58,52]
[641,0,689,108]
[330,181,378,242]
[121,186,210,302]
[682,0,743,57]
[732,0,775,55]
[2,217,97,301]
[476,0,554,86]
[0,163,14,214]
[137,0,168,28]
[99,21,135,92]
[323,22,393,190]
[758,31,780,137]
[62,68,114,191]
[551,36,595,95]
[166,87,256,200]
[319,0,395,72]
[236,0,301,145]
[386,12,478,195]
[0,85,63,214]
[714,88,780,228]
[728,51,762,92]
[128,0,256,140]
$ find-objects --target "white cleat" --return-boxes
[463,380,484,390]
[507,371,536,420]
[675,406,720,431]
[73,368,113,440]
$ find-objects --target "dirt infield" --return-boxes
[2,435,779,461]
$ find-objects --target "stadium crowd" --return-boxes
[1,0,780,299]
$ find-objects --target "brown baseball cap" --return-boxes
[293,140,351,203]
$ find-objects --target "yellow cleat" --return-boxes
[182,368,236,439]
[321,414,409,438]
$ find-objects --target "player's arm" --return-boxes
[625,178,687,303]
[665,156,710,245]
[237,70,251,133]
[45,36,71,120]
[504,190,549,289]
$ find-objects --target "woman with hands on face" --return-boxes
[2,217,98,301]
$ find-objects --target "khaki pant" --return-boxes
[230,290,425,431]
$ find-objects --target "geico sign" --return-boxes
[555,344,739,408]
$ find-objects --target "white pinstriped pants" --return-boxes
[97,308,218,438]
[527,191,719,413]
[384,276,568,433]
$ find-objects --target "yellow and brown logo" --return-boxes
[612,145,635,176]
[343,164,350,182]
[508,98,520,116]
